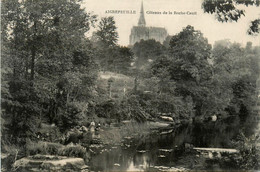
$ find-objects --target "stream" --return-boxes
[89,117,241,171]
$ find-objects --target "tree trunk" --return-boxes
[134,77,138,92]
[30,47,35,80]
[25,56,29,79]
[67,92,70,104]
[30,20,37,81]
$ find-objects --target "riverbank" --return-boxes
[1,120,172,171]
[2,119,259,171]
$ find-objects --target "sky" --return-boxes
[81,0,260,47]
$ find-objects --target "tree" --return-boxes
[169,26,216,117]
[202,0,260,35]
[1,0,98,142]
[212,40,260,131]
[113,46,134,74]
[132,39,166,70]
[92,16,126,72]
[95,16,118,47]
[152,26,218,118]
[162,35,172,48]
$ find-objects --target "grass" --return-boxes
[26,140,63,156]
[97,71,135,100]
[25,140,89,161]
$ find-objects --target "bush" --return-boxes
[25,140,90,162]
[56,102,84,132]
[1,143,21,171]
[233,132,260,170]
[58,144,89,162]
[26,140,63,156]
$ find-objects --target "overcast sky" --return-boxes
[82,0,260,47]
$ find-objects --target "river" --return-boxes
[89,117,242,171]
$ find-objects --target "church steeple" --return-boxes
[138,1,146,27]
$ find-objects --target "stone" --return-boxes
[13,154,86,172]
[211,115,217,122]
[160,116,174,122]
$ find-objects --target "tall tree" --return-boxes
[153,26,217,117]
[1,0,98,141]
[212,40,260,130]
[95,16,118,47]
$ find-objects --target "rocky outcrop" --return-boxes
[13,154,88,171]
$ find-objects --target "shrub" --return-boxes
[57,144,89,161]
[233,132,260,170]
[1,143,21,171]
[26,140,63,156]
[25,140,90,162]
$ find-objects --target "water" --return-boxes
[89,118,241,171]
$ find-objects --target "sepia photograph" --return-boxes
[1,0,260,171]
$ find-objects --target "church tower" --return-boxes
[129,1,168,45]
[138,1,146,27]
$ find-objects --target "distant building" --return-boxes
[129,2,168,45]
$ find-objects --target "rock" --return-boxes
[160,116,174,122]
[211,115,217,122]
[149,122,169,128]
[80,126,88,132]
[208,152,213,159]
[159,149,173,152]
[122,120,131,124]
[160,129,173,135]
[13,154,86,172]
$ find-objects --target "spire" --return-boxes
[138,1,146,27]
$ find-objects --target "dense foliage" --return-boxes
[202,0,260,35]
[151,26,259,128]
[1,0,98,143]
[1,1,259,170]
[92,17,134,73]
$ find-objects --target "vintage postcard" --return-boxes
[1,0,260,171]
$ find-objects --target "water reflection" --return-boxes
[89,118,240,171]
[128,154,149,171]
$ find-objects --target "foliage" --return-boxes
[132,39,166,71]
[95,99,121,120]
[202,0,260,35]
[151,26,259,129]
[1,142,21,171]
[162,35,172,48]
[248,19,260,35]
[100,46,134,74]
[164,25,213,117]
[95,16,118,47]
[212,40,259,128]
[57,144,88,161]
[25,140,89,161]
[233,132,260,170]
[26,141,63,156]
[92,17,133,73]
[1,0,98,143]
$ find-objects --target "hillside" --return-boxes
[97,72,135,100]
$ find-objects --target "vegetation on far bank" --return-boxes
[1,0,260,171]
